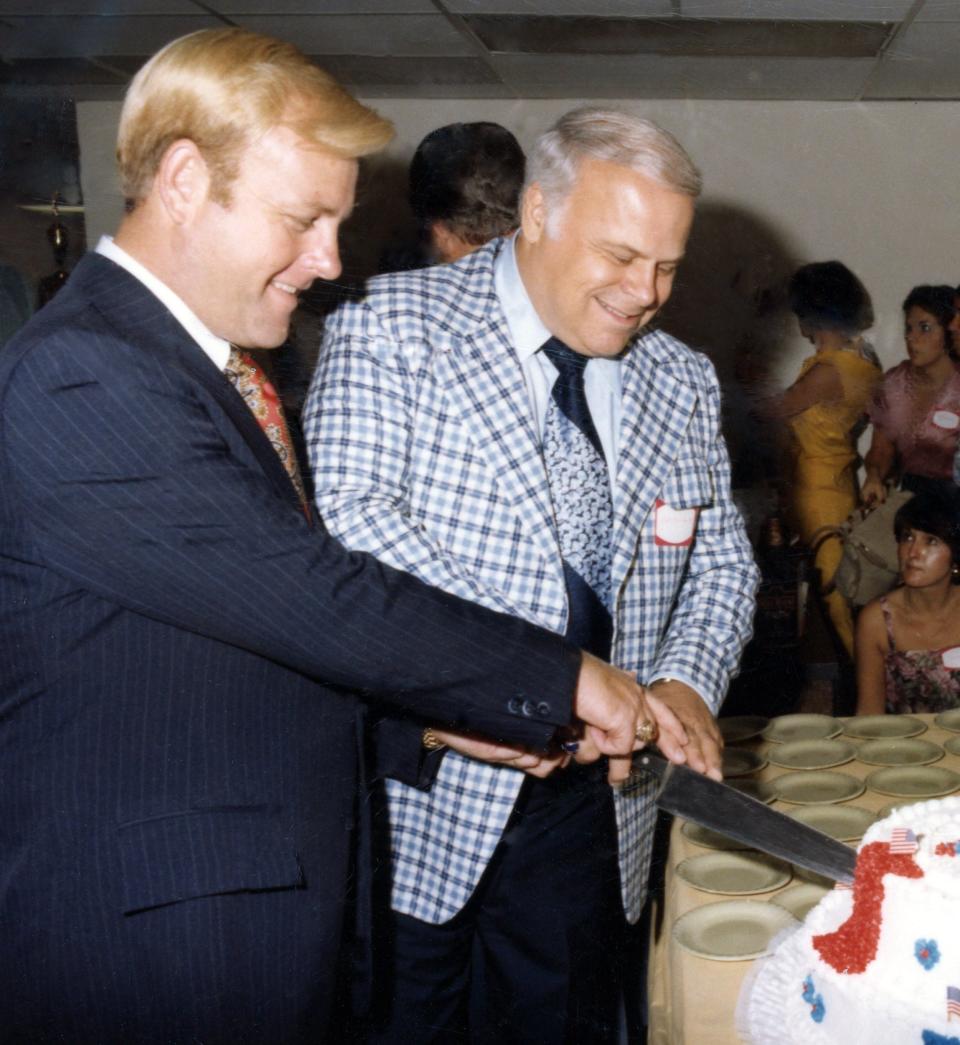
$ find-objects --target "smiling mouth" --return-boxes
[271,280,299,296]
[597,298,643,324]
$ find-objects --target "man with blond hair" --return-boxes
[0,35,674,1043]
[306,107,758,1042]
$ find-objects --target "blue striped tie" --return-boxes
[541,336,614,660]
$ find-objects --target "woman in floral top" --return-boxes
[856,487,960,714]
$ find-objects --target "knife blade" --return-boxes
[634,752,856,885]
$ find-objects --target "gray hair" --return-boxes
[525,107,702,218]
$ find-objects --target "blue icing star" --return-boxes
[915,939,941,970]
[802,975,815,1004]
[921,1032,960,1045]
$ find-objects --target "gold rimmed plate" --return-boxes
[768,882,830,921]
[681,821,754,852]
[944,736,960,757]
[866,766,960,798]
[672,900,797,961]
[785,804,875,842]
[719,715,770,745]
[767,738,856,771]
[935,709,960,733]
[772,770,865,805]
[842,715,927,739]
[676,852,791,896]
[856,738,943,767]
[722,748,767,778]
[763,714,841,744]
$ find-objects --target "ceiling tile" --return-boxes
[444,0,671,13]
[330,55,511,97]
[912,0,960,21]
[467,15,892,56]
[0,1,201,12]
[1,15,223,59]
[679,0,913,18]
[209,1,435,12]
[489,53,878,99]
[230,14,475,56]
[864,21,960,96]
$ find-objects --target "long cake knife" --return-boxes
[634,751,856,885]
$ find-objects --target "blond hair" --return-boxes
[118,28,394,204]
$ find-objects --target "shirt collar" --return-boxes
[493,233,621,389]
[96,236,231,371]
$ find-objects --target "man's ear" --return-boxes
[519,182,546,245]
[154,139,210,225]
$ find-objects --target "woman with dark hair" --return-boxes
[765,261,880,656]
[862,284,960,505]
[856,487,960,714]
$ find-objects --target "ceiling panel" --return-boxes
[230,14,475,56]
[490,53,878,99]
[0,56,128,84]
[443,0,671,14]
[325,55,511,98]
[679,0,914,18]
[0,1,202,12]
[468,16,892,56]
[864,20,960,96]
[1,15,223,60]
[207,1,436,12]
[912,0,960,20]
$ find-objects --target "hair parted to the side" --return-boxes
[902,284,958,359]
[409,122,525,246]
[524,107,702,224]
[788,261,874,335]
[118,28,394,206]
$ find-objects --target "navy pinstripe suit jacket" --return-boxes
[0,253,580,1043]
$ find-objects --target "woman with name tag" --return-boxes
[862,285,960,505]
[855,487,960,714]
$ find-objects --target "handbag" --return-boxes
[810,490,913,607]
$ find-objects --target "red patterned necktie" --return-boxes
[223,347,310,514]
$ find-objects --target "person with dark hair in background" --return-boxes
[763,261,880,656]
[862,284,960,505]
[409,120,526,264]
[856,486,960,714]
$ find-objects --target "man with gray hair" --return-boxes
[305,107,758,1042]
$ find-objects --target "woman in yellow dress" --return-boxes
[767,261,881,656]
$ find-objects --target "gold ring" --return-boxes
[635,719,658,744]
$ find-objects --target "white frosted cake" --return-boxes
[738,796,960,1044]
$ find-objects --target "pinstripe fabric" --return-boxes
[304,238,759,925]
[0,253,583,1042]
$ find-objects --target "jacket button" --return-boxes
[508,698,522,714]
[521,700,535,717]
[536,702,550,717]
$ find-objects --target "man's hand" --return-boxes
[430,728,569,779]
[647,679,723,781]
[572,652,689,784]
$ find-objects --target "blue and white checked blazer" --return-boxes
[304,239,758,924]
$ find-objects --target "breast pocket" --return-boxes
[654,458,713,547]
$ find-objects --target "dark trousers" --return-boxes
[366,765,631,1045]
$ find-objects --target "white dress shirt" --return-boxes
[494,233,622,489]
[96,236,231,371]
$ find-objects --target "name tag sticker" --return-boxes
[942,647,960,669]
[654,499,699,547]
[932,410,960,431]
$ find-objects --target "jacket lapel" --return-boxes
[84,253,303,512]
[613,332,698,579]
[433,309,563,574]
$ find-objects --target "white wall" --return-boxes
[77,97,960,387]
